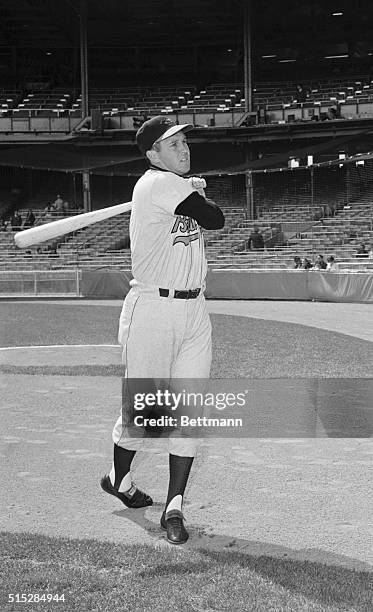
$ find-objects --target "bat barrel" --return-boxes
[13,201,132,249]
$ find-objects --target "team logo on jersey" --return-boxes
[171,216,200,246]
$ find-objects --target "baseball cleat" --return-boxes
[100,474,153,508]
[162,509,189,544]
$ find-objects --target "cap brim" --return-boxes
[156,123,194,143]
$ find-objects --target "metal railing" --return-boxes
[0,269,81,296]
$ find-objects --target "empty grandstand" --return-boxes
[1,154,373,277]
[0,0,373,300]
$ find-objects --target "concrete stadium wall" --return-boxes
[0,117,82,133]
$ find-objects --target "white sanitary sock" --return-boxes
[166,494,182,514]
[109,467,132,493]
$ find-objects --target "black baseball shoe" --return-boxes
[100,475,153,508]
[161,509,189,544]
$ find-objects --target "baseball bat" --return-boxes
[14,201,132,249]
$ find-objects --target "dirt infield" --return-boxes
[0,300,372,572]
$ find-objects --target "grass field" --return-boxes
[1,303,373,378]
[1,532,372,612]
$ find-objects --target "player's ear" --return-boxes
[146,149,158,164]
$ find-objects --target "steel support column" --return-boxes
[82,171,91,213]
[79,0,89,117]
[79,0,90,210]
[243,0,253,113]
[245,171,254,219]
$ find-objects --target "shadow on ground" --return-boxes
[113,504,372,574]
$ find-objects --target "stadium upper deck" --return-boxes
[1,0,373,139]
[2,74,373,137]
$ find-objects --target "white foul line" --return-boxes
[0,344,120,351]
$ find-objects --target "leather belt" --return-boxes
[159,288,201,299]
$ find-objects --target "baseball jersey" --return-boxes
[130,169,207,289]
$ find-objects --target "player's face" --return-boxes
[153,132,190,175]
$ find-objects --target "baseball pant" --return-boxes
[112,283,212,456]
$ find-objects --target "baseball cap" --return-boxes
[136,116,193,154]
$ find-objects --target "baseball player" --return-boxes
[101,116,224,544]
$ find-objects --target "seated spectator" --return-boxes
[247,225,264,251]
[47,242,59,257]
[0,217,6,232]
[329,202,337,216]
[43,204,55,222]
[324,204,333,217]
[133,114,151,129]
[53,194,64,212]
[23,208,36,229]
[44,202,54,216]
[326,255,336,271]
[313,254,327,270]
[327,105,340,120]
[10,210,22,231]
[368,245,373,259]
[355,243,369,258]
[312,207,324,221]
[301,257,313,269]
[293,256,302,269]
[293,84,308,103]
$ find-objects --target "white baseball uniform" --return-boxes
[112,169,212,456]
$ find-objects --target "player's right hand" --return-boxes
[188,176,206,190]
[188,176,207,196]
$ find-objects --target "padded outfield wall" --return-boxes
[80,269,373,303]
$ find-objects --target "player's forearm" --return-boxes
[175,192,225,230]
